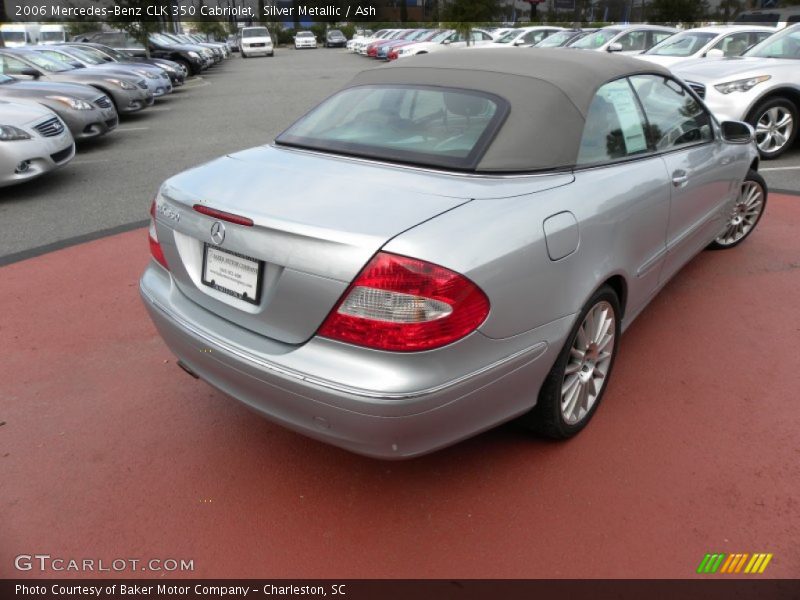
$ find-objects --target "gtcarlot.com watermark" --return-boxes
[14,554,194,573]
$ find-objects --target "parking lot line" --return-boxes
[180,77,209,89]
[70,158,111,165]
[1,193,798,579]
[115,127,152,132]
[760,165,800,171]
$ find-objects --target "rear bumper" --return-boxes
[242,45,273,56]
[140,263,568,458]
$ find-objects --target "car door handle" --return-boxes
[672,171,689,187]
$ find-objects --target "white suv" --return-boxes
[294,31,317,49]
[239,27,274,58]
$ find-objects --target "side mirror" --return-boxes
[706,48,724,58]
[442,39,451,45]
[70,61,84,68]
[607,42,623,52]
[20,67,42,79]
[513,39,525,46]
[720,121,754,144]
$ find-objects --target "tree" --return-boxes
[442,0,499,46]
[442,0,499,22]
[194,20,228,41]
[648,0,709,24]
[0,0,6,48]
[715,0,742,21]
[106,0,177,57]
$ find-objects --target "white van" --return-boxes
[239,26,274,58]
[0,24,36,47]
[39,24,67,45]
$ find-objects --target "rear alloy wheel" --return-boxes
[523,285,621,439]
[708,170,767,249]
[748,98,797,159]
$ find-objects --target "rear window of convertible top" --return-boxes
[275,85,509,171]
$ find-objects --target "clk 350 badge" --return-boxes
[157,203,180,222]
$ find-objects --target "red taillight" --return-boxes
[318,252,490,352]
[193,204,254,227]
[149,200,169,270]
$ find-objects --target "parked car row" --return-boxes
[0,34,230,188]
[223,26,346,55]
[347,23,800,158]
[70,31,224,75]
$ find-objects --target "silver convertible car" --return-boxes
[141,49,765,458]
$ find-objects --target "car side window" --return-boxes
[651,31,674,46]
[711,32,751,56]
[617,31,647,51]
[0,54,29,75]
[125,36,144,49]
[751,32,773,46]
[522,30,546,45]
[39,50,62,62]
[97,33,121,46]
[577,78,651,165]
[629,75,713,151]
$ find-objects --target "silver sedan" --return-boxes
[140,49,765,458]
[0,49,153,115]
[0,74,118,141]
[1,100,75,187]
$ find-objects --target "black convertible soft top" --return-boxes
[346,48,673,172]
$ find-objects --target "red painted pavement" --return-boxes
[1,195,799,579]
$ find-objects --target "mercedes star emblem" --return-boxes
[210,221,225,245]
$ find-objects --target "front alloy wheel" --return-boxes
[709,170,767,249]
[750,98,798,159]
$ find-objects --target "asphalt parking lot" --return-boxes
[1,49,799,580]
[0,50,365,262]
[1,48,799,263]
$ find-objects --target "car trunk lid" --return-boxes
[155,145,573,344]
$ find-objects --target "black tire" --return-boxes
[746,97,798,160]
[174,58,194,75]
[707,170,768,250]
[241,51,247,59]
[522,285,621,439]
